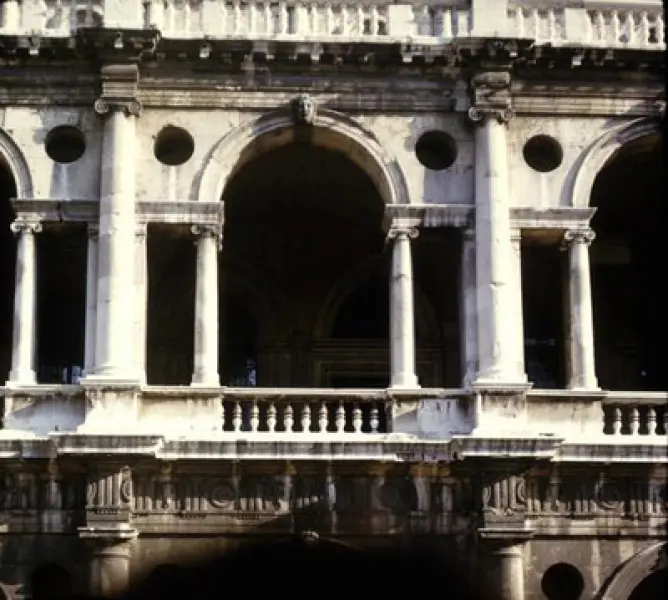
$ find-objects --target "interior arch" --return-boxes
[0,157,17,382]
[589,131,664,391]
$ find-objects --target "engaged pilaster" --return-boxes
[86,64,142,383]
[387,221,420,389]
[562,228,598,390]
[83,223,99,376]
[510,229,526,381]
[134,223,148,384]
[468,70,526,386]
[191,224,221,387]
[459,227,478,386]
[7,217,42,386]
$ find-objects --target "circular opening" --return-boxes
[154,126,195,166]
[541,563,584,600]
[415,131,458,171]
[45,126,86,164]
[523,134,563,173]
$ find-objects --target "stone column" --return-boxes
[133,224,148,384]
[191,225,220,387]
[478,529,533,600]
[563,228,598,389]
[80,535,136,598]
[387,223,419,389]
[87,65,141,382]
[468,74,524,385]
[459,227,478,386]
[510,229,526,380]
[7,217,42,386]
[84,224,99,375]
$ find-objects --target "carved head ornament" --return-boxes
[292,94,317,126]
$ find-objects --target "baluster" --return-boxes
[356,4,364,36]
[234,1,242,35]
[335,402,345,433]
[232,401,242,433]
[547,9,556,44]
[352,404,362,433]
[318,403,328,433]
[267,402,277,433]
[301,402,311,433]
[249,2,256,35]
[629,406,640,436]
[595,11,605,43]
[611,10,620,43]
[221,399,226,431]
[442,8,452,38]
[265,3,272,36]
[531,9,540,42]
[370,404,379,433]
[647,407,657,436]
[639,12,650,46]
[250,400,259,433]
[184,0,191,33]
[612,406,622,435]
[656,15,665,44]
[663,410,667,436]
[285,404,294,433]
[279,1,287,35]
[515,7,525,39]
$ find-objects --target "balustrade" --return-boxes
[1,1,663,50]
[221,390,390,435]
[602,393,668,437]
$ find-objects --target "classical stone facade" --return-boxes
[0,1,665,598]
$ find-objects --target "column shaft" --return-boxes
[494,544,526,600]
[133,225,148,383]
[93,108,138,380]
[388,225,419,389]
[84,224,99,374]
[8,218,41,385]
[191,226,220,386]
[564,229,598,389]
[459,228,478,386]
[86,540,133,597]
[474,117,523,383]
[511,229,526,380]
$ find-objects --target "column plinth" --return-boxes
[79,527,136,598]
[479,528,534,600]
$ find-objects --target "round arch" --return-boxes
[0,126,34,199]
[598,542,668,600]
[570,117,660,208]
[313,253,441,342]
[196,106,410,206]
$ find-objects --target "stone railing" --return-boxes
[0,0,663,51]
[508,0,665,50]
[602,391,668,437]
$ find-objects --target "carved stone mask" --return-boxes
[293,94,316,126]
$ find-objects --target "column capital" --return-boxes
[95,63,142,117]
[191,224,223,249]
[562,228,596,248]
[467,70,515,125]
[10,217,41,236]
[386,223,419,241]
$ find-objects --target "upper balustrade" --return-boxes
[0,0,664,51]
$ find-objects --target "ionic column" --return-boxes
[563,228,598,390]
[133,224,148,383]
[191,225,221,387]
[7,217,42,386]
[387,223,419,389]
[459,227,478,386]
[88,66,141,382]
[510,229,526,380]
[83,224,99,375]
[468,80,524,385]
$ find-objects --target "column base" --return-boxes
[5,370,37,387]
[389,373,420,389]
[77,378,141,433]
[191,374,221,388]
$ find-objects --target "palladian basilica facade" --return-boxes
[0,1,665,598]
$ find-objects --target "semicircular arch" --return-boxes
[313,253,441,342]
[196,107,409,207]
[597,542,668,600]
[570,117,660,208]
[0,126,34,200]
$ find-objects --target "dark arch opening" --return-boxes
[590,132,665,391]
[0,158,17,383]
[331,269,389,339]
[628,568,668,600]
